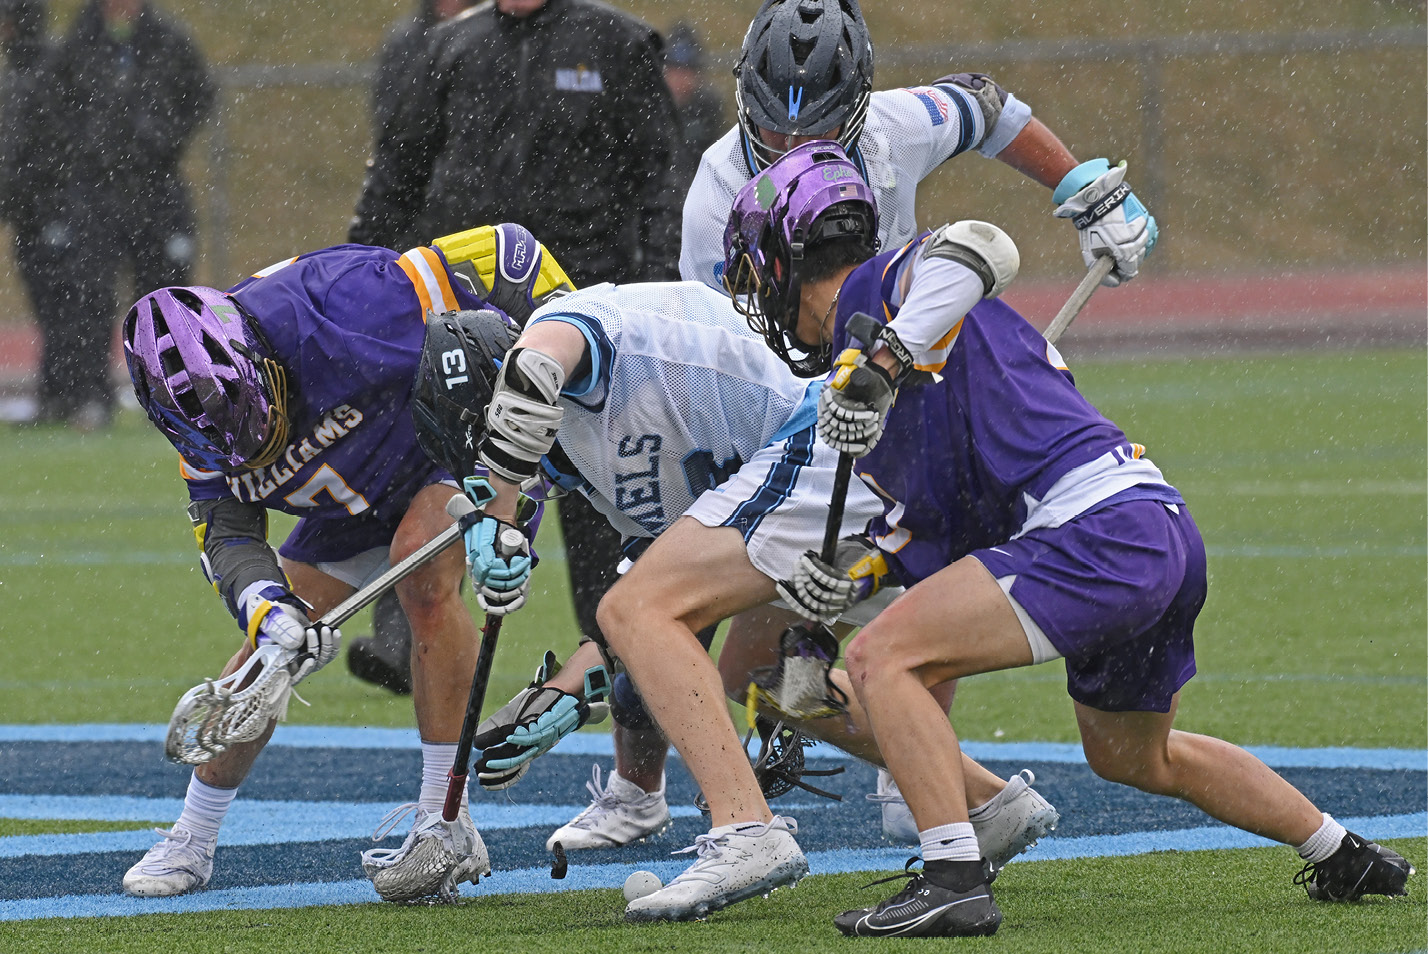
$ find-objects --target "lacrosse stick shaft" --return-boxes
[442,522,525,822]
[318,520,462,629]
[819,451,854,564]
[443,612,503,821]
[1042,255,1114,345]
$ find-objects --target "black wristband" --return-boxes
[1071,181,1131,229]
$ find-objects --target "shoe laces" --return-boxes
[143,826,213,868]
[570,765,626,829]
[673,816,791,864]
[1292,860,1321,888]
[858,857,929,905]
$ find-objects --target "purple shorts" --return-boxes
[973,498,1207,713]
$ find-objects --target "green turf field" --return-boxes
[1,347,1425,952]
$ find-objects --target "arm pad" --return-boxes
[936,72,1010,140]
[188,497,291,618]
[921,220,1020,299]
[478,346,566,483]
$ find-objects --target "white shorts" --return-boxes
[314,546,391,591]
[684,429,885,583]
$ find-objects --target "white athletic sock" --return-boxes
[1296,812,1348,863]
[173,775,236,848]
[420,741,462,815]
[920,822,981,862]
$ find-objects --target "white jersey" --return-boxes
[529,281,820,542]
[679,83,1032,289]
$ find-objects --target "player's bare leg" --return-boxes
[598,517,809,920]
[124,559,353,897]
[844,556,1032,831]
[393,483,481,744]
[598,519,776,826]
[718,606,1012,804]
[1075,699,1323,842]
[359,482,491,902]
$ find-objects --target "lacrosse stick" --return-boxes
[694,716,846,814]
[164,497,471,765]
[747,312,895,724]
[1042,255,1115,345]
[441,517,528,824]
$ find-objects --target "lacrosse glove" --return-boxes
[236,580,339,684]
[819,346,897,457]
[472,651,611,790]
[1053,158,1158,287]
[462,513,532,615]
[778,535,892,625]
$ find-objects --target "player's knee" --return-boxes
[610,672,657,730]
[1083,745,1171,792]
[842,629,883,688]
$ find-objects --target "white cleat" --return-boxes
[868,768,918,844]
[122,826,215,897]
[969,769,1060,873]
[546,764,671,851]
[624,815,808,922]
[360,803,491,903]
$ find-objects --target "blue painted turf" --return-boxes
[0,726,1422,921]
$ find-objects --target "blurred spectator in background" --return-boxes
[348,0,681,694]
[371,0,477,136]
[25,0,213,430]
[344,0,479,696]
[0,0,61,421]
[662,21,727,195]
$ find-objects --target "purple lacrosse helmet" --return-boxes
[123,286,290,472]
[723,140,878,376]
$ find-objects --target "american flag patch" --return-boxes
[906,86,949,126]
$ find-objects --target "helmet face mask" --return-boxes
[723,140,879,378]
[123,287,289,473]
[735,0,874,171]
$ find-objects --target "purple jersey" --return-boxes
[178,244,487,556]
[833,238,1182,586]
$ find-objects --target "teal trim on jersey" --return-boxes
[1053,157,1112,204]
[528,312,610,400]
[770,381,821,443]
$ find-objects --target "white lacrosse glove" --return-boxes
[471,651,611,790]
[461,514,532,615]
[777,536,892,625]
[1053,158,1158,287]
[819,346,897,456]
[236,581,340,685]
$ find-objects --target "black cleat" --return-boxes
[834,860,1001,938]
[345,591,413,694]
[1294,832,1414,902]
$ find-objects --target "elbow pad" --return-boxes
[922,220,1021,299]
[432,224,576,327]
[937,72,1010,140]
[479,346,566,483]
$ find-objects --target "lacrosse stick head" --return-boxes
[123,286,290,472]
[164,644,294,764]
[361,809,488,904]
[411,308,519,479]
[723,140,878,377]
[746,622,849,722]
